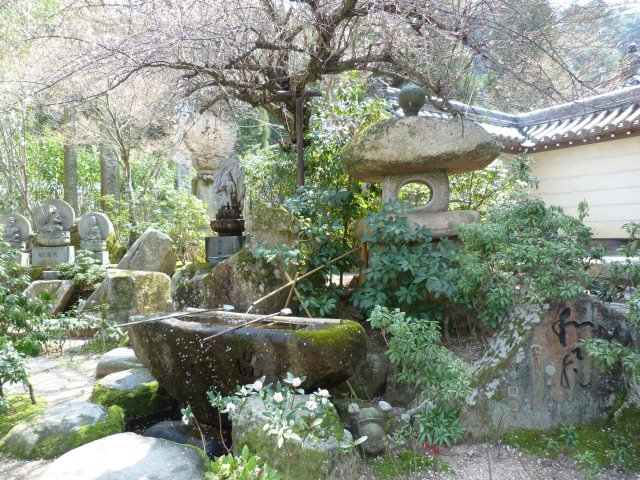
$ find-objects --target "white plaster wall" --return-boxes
[530,135,640,239]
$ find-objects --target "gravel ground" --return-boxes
[358,443,639,480]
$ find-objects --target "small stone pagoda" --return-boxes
[32,199,76,266]
[341,84,501,237]
[0,213,32,266]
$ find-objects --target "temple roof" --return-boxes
[383,84,640,154]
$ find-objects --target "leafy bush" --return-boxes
[455,193,602,328]
[207,445,281,480]
[104,186,209,262]
[581,222,640,396]
[256,188,365,316]
[352,201,459,317]
[0,242,51,410]
[56,250,106,294]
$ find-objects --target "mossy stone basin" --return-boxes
[127,311,367,424]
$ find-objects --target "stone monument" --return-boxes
[341,83,501,237]
[0,213,32,266]
[464,296,637,434]
[78,212,115,265]
[32,199,75,266]
[183,112,237,220]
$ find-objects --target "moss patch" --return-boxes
[0,405,124,460]
[502,406,640,472]
[235,428,342,480]
[371,450,452,479]
[30,406,124,459]
[90,381,174,418]
[0,394,46,437]
[106,232,127,264]
[293,321,365,349]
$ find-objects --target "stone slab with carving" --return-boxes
[463,296,638,435]
[341,116,501,183]
[33,199,75,247]
[78,212,114,253]
[32,246,75,267]
[0,213,32,251]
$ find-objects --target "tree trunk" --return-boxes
[63,106,79,212]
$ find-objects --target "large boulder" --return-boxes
[341,116,501,182]
[24,280,75,315]
[91,368,175,418]
[172,246,285,313]
[0,402,124,459]
[81,269,171,323]
[39,432,207,480]
[464,296,638,436]
[232,396,360,479]
[95,347,143,379]
[116,227,177,276]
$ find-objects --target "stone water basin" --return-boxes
[127,311,367,424]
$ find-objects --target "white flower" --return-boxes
[253,380,263,392]
[306,400,318,411]
[272,392,284,403]
[225,402,237,413]
[318,389,329,398]
[292,377,302,388]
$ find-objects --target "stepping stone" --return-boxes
[39,432,206,480]
[0,402,124,459]
[95,347,143,379]
[91,368,175,417]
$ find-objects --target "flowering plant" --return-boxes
[207,372,366,479]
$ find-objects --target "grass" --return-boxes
[370,450,452,479]
[0,394,46,437]
[502,406,640,472]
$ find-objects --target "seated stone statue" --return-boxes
[2,216,23,249]
[35,200,73,247]
[42,206,64,234]
[81,214,106,251]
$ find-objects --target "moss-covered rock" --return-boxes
[81,269,171,323]
[232,396,360,479]
[106,232,127,264]
[463,297,636,437]
[91,368,175,418]
[128,312,367,424]
[171,245,286,313]
[245,203,297,247]
[0,402,124,460]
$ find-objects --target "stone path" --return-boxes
[0,347,99,480]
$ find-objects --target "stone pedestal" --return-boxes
[32,246,75,267]
[205,236,245,266]
[10,251,31,267]
[91,251,110,265]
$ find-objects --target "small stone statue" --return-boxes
[348,400,393,456]
[0,214,32,251]
[78,212,114,254]
[34,200,75,247]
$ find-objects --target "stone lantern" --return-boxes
[341,84,501,237]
